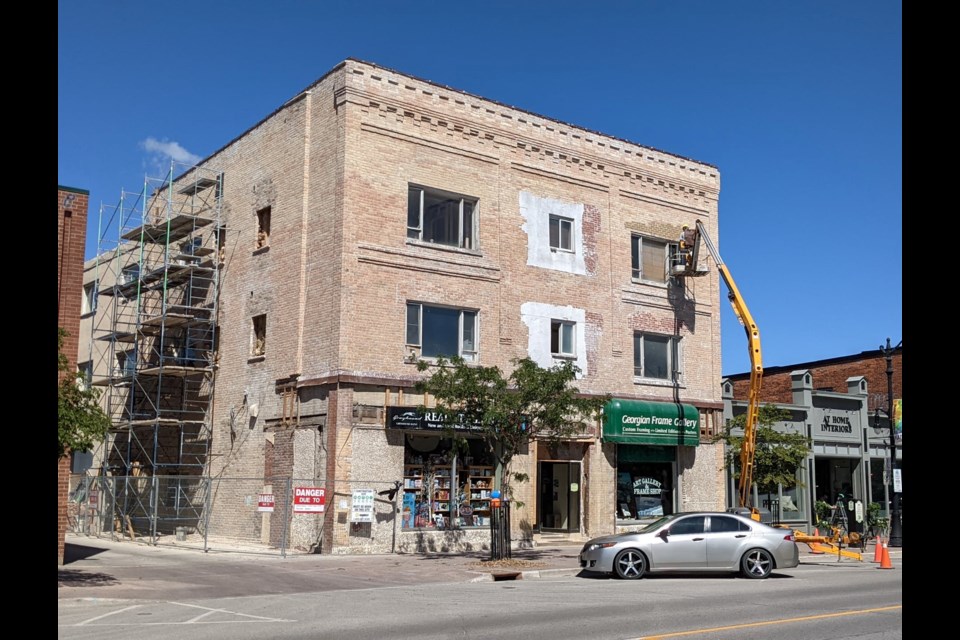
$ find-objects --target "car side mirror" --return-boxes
[658,529,670,539]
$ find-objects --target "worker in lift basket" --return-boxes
[679,225,696,268]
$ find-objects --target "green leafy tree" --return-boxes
[718,404,810,495]
[58,328,111,458]
[415,356,607,502]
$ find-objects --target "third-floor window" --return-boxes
[407,185,477,250]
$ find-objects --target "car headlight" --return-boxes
[584,542,616,552]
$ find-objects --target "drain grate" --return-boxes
[491,571,522,581]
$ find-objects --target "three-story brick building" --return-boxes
[86,59,729,553]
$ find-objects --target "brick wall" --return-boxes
[58,186,90,565]
[729,348,902,409]
[153,59,728,542]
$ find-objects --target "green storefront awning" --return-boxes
[603,400,700,446]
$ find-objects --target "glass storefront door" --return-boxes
[538,461,581,532]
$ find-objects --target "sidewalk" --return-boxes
[58,534,585,601]
[58,534,899,602]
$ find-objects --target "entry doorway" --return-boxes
[538,461,581,532]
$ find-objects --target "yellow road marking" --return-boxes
[638,605,902,639]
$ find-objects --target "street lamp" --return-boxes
[875,337,902,547]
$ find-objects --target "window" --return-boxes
[407,186,477,249]
[669,516,706,535]
[551,320,576,357]
[256,207,271,249]
[251,315,266,356]
[121,265,140,285]
[403,435,494,530]
[709,515,751,533]
[77,361,92,391]
[634,333,680,380]
[116,350,136,377]
[217,226,228,263]
[631,235,677,283]
[616,459,674,520]
[81,282,97,315]
[549,215,573,252]
[406,303,477,361]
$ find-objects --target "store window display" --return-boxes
[402,434,494,531]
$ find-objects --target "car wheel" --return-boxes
[740,548,774,579]
[613,549,647,580]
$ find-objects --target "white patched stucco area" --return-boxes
[519,191,586,274]
[520,302,587,377]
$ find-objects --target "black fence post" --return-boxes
[505,501,512,559]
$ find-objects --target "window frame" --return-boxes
[550,319,576,358]
[406,302,478,361]
[549,214,574,253]
[81,281,97,315]
[633,332,681,382]
[407,185,478,250]
[631,234,678,284]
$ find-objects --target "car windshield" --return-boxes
[636,515,675,533]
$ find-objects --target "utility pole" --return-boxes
[881,338,902,547]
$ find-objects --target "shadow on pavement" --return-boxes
[58,569,120,588]
[63,542,109,564]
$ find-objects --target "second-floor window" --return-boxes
[631,235,677,284]
[406,303,477,361]
[634,332,680,381]
[407,186,477,249]
[549,215,573,252]
[551,320,576,357]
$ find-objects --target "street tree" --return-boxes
[415,356,607,503]
[58,328,111,458]
[718,404,811,495]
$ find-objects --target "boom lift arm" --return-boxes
[679,221,763,517]
[679,223,863,558]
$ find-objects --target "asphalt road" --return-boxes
[58,540,901,640]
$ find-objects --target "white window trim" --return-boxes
[633,333,683,383]
[407,185,478,251]
[405,302,479,362]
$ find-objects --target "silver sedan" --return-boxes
[578,512,799,580]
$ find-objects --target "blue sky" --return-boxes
[58,1,902,376]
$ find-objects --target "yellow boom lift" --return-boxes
[675,221,861,560]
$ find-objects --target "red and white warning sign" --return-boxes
[257,493,275,513]
[293,486,325,513]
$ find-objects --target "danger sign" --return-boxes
[257,494,275,513]
[293,486,325,513]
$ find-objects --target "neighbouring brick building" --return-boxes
[84,59,731,554]
[724,345,903,528]
[58,186,90,565]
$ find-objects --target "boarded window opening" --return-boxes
[252,315,266,356]
[256,207,271,249]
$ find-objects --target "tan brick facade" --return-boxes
[91,60,729,551]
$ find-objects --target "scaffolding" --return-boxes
[88,161,223,537]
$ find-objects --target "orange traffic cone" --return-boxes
[878,542,893,569]
[873,536,883,563]
[810,527,824,554]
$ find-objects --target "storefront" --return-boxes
[387,407,496,532]
[602,400,700,525]
[720,372,902,531]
